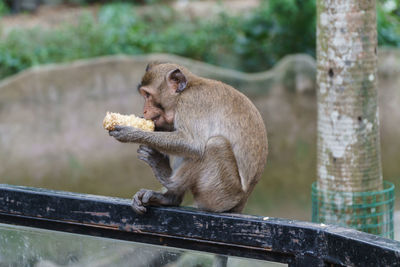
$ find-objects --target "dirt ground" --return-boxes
[1,5,98,34]
[0,0,260,35]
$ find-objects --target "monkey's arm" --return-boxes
[109,126,201,157]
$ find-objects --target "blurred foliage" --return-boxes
[232,0,316,72]
[68,0,162,3]
[378,0,400,47]
[0,0,9,17]
[0,0,399,79]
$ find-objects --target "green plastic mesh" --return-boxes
[312,181,395,239]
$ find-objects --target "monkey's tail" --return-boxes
[213,255,228,267]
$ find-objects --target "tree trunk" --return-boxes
[317,0,382,192]
[315,0,385,233]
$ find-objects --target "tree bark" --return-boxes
[317,0,382,192]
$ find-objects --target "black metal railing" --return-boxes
[0,184,399,266]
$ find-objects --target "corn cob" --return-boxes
[103,112,155,132]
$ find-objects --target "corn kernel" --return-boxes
[103,112,155,132]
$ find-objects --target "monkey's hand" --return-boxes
[109,125,142,143]
[138,145,172,185]
[138,145,171,170]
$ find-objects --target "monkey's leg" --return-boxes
[132,160,198,214]
[198,137,243,267]
[194,136,245,213]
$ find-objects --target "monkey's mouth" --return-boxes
[151,115,174,132]
[151,115,161,123]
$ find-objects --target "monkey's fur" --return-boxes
[109,63,268,214]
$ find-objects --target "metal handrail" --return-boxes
[0,184,399,266]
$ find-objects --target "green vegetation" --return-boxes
[232,0,316,72]
[378,0,400,46]
[0,0,9,17]
[0,0,399,79]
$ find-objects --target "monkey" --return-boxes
[109,62,268,215]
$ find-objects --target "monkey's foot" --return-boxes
[132,189,150,214]
[131,189,165,215]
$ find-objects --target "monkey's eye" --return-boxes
[144,92,150,98]
[155,103,164,111]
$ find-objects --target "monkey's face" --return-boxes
[136,84,169,131]
[138,63,188,131]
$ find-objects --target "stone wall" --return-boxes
[0,51,398,218]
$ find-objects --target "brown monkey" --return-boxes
[109,63,268,215]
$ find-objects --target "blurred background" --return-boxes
[0,0,399,223]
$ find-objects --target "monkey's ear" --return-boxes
[167,69,187,93]
[145,63,152,72]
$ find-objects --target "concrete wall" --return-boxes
[0,51,398,218]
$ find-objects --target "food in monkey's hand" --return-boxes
[103,112,155,132]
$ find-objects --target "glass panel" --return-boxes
[0,223,286,267]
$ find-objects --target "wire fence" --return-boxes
[312,181,395,239]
